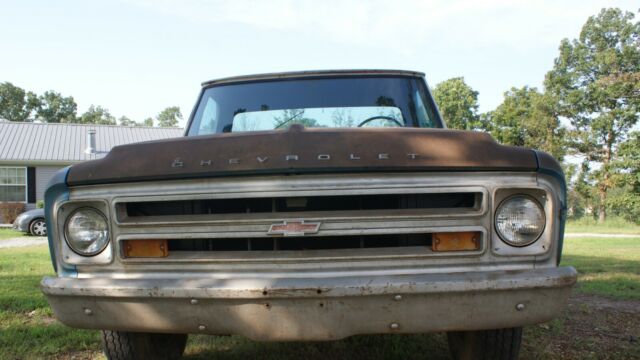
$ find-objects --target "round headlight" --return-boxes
[65,207,109,256]
[495,195,545,247]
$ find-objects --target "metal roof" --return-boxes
[202,69,426,87]
[0,122,183,164]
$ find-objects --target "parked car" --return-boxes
[13,208,47,236]
[41,70,576,360]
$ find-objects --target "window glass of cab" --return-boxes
[187,76,443,135]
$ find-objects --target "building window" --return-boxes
[0,167,27,202]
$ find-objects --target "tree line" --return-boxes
[0,83,182,127]
[432,8,639,224]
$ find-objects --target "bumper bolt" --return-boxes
[84,308,93,316]
[394,295,402,301]
[516,303,525,311]
[389,322,399,330]
[190,299,199,305]
[198,325,206,331]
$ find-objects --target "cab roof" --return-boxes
[201,69,426,87]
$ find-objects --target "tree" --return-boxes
[74,105,116,125]
[432,77,481,130]
[36,91,77,123]
[331,108,355,127]
[569,160,597,219]
[272,109,322,128]
[544,8,640,222]
[118,116,138,126]
[608,132,640,224]
[156,106,182,127]
[565,163,587,219]
[143,117,154,127]
[0,82,40,121]
[486,86,565,160]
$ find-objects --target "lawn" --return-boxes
[561,236,640,299]
[0,246,100,359]
[1,235,638,359]
[566,217,640,234]
[0,228,23,240]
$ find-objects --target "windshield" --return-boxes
[187,76,442,136]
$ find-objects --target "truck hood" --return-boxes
[66,126,541,186]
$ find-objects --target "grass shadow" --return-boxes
[184,333,450,360]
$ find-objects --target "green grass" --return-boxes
[561,236,640,300]
[0,247,100,359]
[1,236,638,359]
[0,228,23,240]
[566,217,640,234]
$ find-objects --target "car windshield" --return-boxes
[187,76,442,136]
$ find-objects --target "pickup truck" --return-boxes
[41,70,577,360]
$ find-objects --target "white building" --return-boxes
[0,122,182,222]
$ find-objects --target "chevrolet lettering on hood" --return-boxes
[172,153,420,168]
[41,70,576,360]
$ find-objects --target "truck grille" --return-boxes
[119,192,480,220]
[89,174,494,263]
[167,233,432,252]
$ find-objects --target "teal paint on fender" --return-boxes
[44,167,77,277]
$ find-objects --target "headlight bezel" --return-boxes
[64,206,110,256]
[495,194,546,247]
[491,186,556,258]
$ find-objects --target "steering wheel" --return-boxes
[357,116,403,128]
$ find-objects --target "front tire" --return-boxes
[101,330,187,360]
[29,218,47,236]
[447,327,522,360]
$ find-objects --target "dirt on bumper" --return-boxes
[41,267,577,341]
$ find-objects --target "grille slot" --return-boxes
[121,192,480,218]
[167,233,432,252]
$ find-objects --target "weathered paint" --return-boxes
[42,267,576,341]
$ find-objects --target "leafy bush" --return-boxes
[0,202,25,224]
[36,200,44,209]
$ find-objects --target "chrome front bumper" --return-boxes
[42,267,577,341]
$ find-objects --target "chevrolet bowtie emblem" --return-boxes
[268,220,321,236]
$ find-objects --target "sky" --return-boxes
[1,0,638,128]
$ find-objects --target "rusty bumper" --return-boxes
[42,267,576,341]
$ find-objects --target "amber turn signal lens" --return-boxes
[123,239,168,258]
[432,232,480,252]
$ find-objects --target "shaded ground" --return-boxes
[572,292,640,313]
[520,293,640,360]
